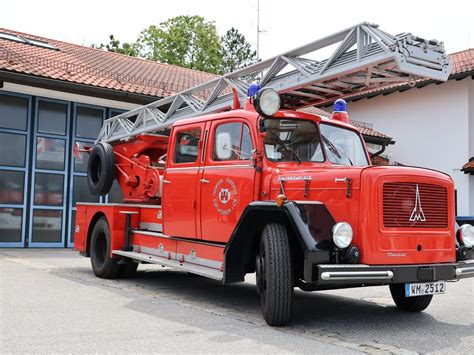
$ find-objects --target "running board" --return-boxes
[112,250,224,281]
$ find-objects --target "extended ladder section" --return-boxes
[98,22,451,143]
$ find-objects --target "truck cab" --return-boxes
[74,86,474,326]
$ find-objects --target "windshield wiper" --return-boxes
[322,135,341,159]
[322,135,353,166]
[267,128,302,164]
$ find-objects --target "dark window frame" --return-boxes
[173,127,202,165]
[263,118,325,163]
[0,93,29,131]
[67,103,106,247]
[209,120,255,164]
[319,121,370,166]
[29,97,70,247]
[0,91,31,248]
[37,100,68,136]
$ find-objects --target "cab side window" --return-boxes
[213,122,253,161]
[174,128,201,164]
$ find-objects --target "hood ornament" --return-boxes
[409,184,426,222]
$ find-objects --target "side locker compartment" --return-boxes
[139,206,163,233]
[132,232,177,260]
[79,204,141,256]
[176,240,225,271]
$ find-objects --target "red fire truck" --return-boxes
[74,23,474,326]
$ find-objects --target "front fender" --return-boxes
[223,201,336,283]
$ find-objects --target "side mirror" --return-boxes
[216,132,232,160]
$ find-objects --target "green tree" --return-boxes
[92,34,139,57]
[221,28,257,74]
[137,15,222,74]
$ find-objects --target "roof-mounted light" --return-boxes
[331,99,349,123]
[247,83,261,98]
[254,88,281,117]
[334,99,347,112]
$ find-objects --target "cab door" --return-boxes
[162,123,205,239]
[199,119,256,243]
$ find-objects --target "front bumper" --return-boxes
[308,260,474,285]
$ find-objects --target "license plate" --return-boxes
[405,281,446,297]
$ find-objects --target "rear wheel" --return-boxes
[90,217,120,279]
[119,262,138,278]
[256,223,293,326]
[389,284,433,312]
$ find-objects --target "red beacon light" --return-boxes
[331,99,349,124]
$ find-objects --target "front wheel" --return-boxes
[389,284,433,312]
[256,223,293,326]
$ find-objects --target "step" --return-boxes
[113,250,224,281]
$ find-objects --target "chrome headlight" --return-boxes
[457,224,474,248]
[332,222,353,249]
[254,88,280,117]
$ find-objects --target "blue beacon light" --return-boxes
[247,83,261,98]
[334,99,347,112]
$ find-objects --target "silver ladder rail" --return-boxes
[97,22,451,143]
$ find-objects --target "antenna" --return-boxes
[257,0,260,60]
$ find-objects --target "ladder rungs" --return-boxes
[97,22,451,143]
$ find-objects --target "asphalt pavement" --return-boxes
[0,249,472,354]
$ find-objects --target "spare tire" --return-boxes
[87,142,115,195]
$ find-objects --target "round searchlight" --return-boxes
[332,222,353,249]
[254,88,281,117]
[457,224,474,248]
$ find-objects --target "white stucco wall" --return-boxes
[468,80,474,215]
[347,78,473,216]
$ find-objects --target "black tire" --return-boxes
[87,142,115,196]
[389,284,433,312]
[256,223,293,326]
[119,262,138,278]
[90,217,120,279]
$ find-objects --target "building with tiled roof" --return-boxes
[0,27,218,248]
[335,48,474,219]
[0,28,217,103]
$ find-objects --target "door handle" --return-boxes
[334,177,353,198]
[162,179,171,184]
[200,179,210,184]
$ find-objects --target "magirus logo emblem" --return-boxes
[409,184,426,222]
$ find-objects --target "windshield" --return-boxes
[319,123,369,166]
[264,119,324,162]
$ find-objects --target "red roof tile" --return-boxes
[0,28,217,98]
[299,106,393,141]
